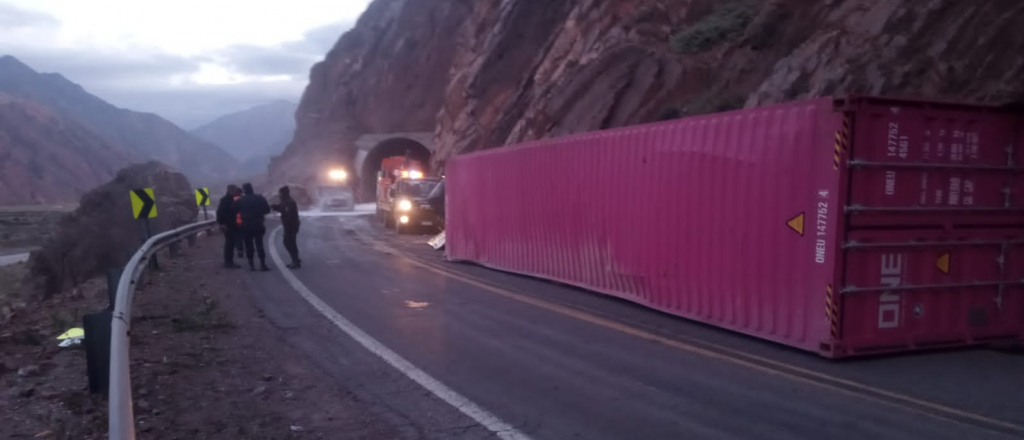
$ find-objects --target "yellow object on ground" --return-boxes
[56,327,84,340]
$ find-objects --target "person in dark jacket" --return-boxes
[233,183,271,271]
[271,186,302,269]
[215,185,242,269]
[232,193,244,259]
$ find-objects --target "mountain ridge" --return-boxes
[0,92,136,204]
[191,100,297,175]
[0,55,241,186]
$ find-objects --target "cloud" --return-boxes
[0,3,60,29]
[286,20,355,54]
[1,43,302,128]
[214,44,317,77]
[94,81,304,129]
[213,20,354,77]
[12,49,200,88]
[0,18,356,128]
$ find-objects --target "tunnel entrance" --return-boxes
[359,137,432,202]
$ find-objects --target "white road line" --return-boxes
[268,227,532,440]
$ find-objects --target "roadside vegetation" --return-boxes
[670,1,758,54]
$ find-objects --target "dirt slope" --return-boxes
[1,238,399,439]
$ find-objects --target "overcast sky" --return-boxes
[0,0,371,128]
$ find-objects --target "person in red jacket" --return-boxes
[232,193,244,259]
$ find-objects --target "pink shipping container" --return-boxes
[445,96,1024,358]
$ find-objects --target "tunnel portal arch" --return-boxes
[357,137,432,201]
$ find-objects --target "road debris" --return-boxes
[17,365,40,377]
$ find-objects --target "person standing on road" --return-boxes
[271,186,302,269]
[232,191,245,259]
[234,182,271,272]
[215,184,242,269]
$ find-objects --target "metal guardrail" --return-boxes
[108,219,216,440]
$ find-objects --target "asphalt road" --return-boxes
[241,214,1024,440]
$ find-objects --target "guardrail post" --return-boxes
[83,311,112,395]
[83,268,120,395]
[106,268,119,309]
[141,219,159,271]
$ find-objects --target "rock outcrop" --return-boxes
[0,56,242,186]
[272,0,1024,183]
[26,162,198,297]
[0,93,136,204]
[270,0,473,184]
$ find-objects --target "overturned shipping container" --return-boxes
[446,96,1024,358]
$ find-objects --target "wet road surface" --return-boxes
[240,214,1024,440]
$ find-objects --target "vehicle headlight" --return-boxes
[328,169,347,181]
[398,200,413,211]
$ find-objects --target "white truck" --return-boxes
[317,169,355,212]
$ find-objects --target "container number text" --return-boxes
[814,190,829,264]
[887,123,909,159]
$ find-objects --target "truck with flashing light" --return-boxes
[375,160,441,233]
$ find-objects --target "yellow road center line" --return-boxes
[362,236,1023,435]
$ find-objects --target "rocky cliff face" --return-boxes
[0,93,136,204]
[0,56,242,186]
[26,161,198,297]
[271,0,473,184]
[273,0,1024,183]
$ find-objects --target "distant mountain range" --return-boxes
[191,100,296,174]
[0,92,135,204]
[0,55,242,203]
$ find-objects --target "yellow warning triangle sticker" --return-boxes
[786,213,805,236]
[936,253,950,274]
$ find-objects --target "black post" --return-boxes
[83,268,120,395]
[202,205,208,221]
[82,311,111,395]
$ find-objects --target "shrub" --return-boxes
[744,3,790,51]
[670,2,758,54]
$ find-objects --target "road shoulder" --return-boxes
[1,233,403,439]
